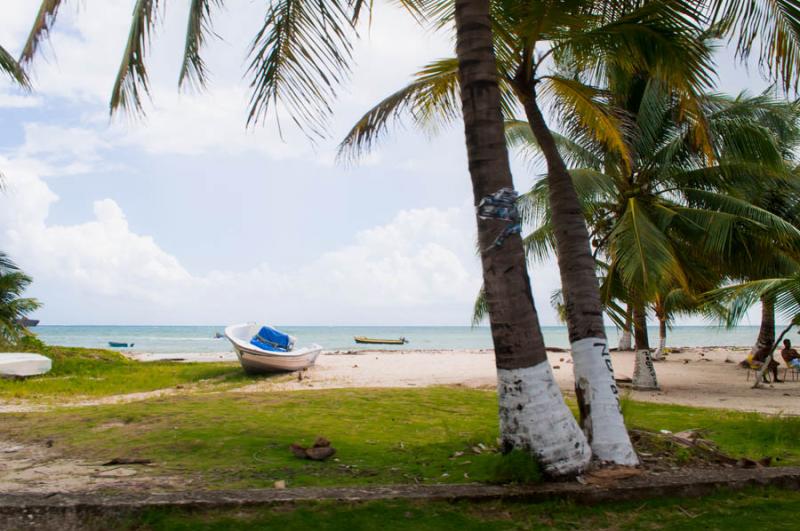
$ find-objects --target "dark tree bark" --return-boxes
[653,316,667,360]
[453,0,588,477]
[753,296,776,356]
[632,302,659,390]
[618,304,633,351]
[514,84,637,465]
[522,96,606,342]
[633,303,650,351]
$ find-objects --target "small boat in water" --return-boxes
[354,336,408,345]
[0,353,52,377]
[225,323,322,374]
[108,342,134,348]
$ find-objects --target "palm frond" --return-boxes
[247,0,358,137]
[539,75,632,168]
[0,45,29,88]
[522,223,557,264]
[708,274,800,325]
[561,0,715,96]
[19,0,66,65]
[505,119,604,168]
[471,286,487,326]
[110,0,162,115]
[609,197,687,294]
[338,58,460,161]
[681,188,800,247]
[0,252,20,273]
[709,0,800,91]
[179,0,224,90]
[550,288,567,323]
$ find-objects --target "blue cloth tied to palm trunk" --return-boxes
[477,187,521,248]
[250,326,293,352]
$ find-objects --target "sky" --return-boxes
[0,0,775,326]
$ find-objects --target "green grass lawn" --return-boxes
[2,387,799,490]
[0,344,251,400]
[82,487,800,530]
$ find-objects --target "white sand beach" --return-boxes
[230,347,800,416]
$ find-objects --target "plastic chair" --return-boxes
[781,362,800,382]
[746,365,772,383]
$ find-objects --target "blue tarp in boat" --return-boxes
[250,326,292,352]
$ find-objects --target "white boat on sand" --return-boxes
[0,353,52,377]
[224,323,322,374]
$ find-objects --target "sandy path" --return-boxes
[4,347,799,416]
[236,347,800,416]
[0,440,179,494]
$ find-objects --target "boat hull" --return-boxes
[225,323,322,373]
[0,353,52,377]
[233,345,321,373]
[354,336,407,345]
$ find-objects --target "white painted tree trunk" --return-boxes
[497,363,591,477]
[571,338,639,465]
[618,329,632,351]
[653,337,667,360]
[632,350,659,390]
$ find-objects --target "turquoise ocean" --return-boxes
[32,325,766,354]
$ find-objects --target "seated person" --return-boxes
[750,345,781,382]
[781,339,800,369]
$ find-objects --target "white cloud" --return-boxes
[114,87,310,159]
[20,123,110,162]
[0,157,482,324]
[1,0,453,162]
[0,92,41,108]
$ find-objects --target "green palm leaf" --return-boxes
[709,0,800,91]
[19,0,66,66]
[110,0,161,115]
[0,45,30,88]
[179,0,225,90]
[338,58,461,161]
[505,120,605,169]
[246,0,359,137]
[539,75,631,167]
[609,197,687,294]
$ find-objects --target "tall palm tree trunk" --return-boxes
[519,90,637,465]
[653,316,667,360]
[453,0,589,477]
[618,305,633,351]
[632,302,659,390]
[752,296,775,356]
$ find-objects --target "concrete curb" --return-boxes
[2,466,800,529]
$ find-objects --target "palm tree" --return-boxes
[20,0,594,476]
[342,0,800,463]
[516,88,800,385]
[718,166,800,358]
[713,272,800,388]
[651,283,729,359]
[452,0,589,476]
[0,253,41,343]
[342,0,708,467]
